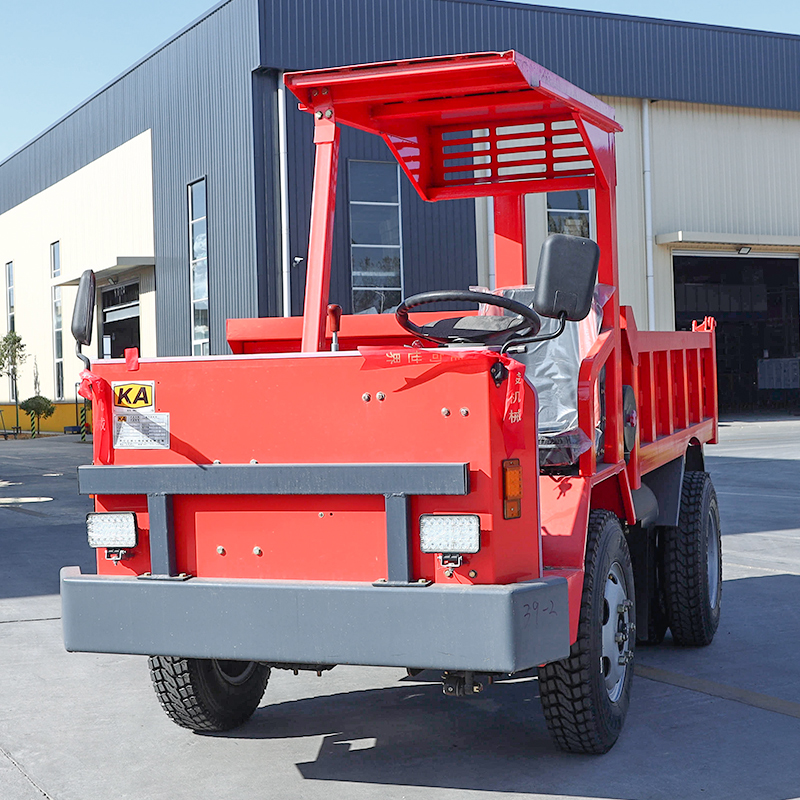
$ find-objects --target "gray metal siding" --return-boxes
[285,105,476,315]
[0,0,262,357]
[259,0,800,114]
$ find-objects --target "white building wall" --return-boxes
[0,131,155,402]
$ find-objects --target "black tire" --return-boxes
[663,471,721,646]
[538,510,635,754]
[148,656,270,732]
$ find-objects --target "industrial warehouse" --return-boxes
[2,0,800,426]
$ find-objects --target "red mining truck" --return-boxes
[63,51,721,754]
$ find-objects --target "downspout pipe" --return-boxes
[278,71,291,317]
[642,98,656,330]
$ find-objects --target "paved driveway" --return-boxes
[1,423,799,800]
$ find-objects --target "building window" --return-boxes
[189,179,209,355]
[547,190,591,238]
[6,261,14,333]
[349,161,403,314]
[50,241,61,278]
[52,286,64,400]
[5,261,14,401]
[101,282,140,359]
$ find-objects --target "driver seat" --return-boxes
[482,286,604,467]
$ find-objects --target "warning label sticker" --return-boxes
[112,381,155,411]
[113,412,170,450]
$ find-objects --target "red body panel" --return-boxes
[92,352,542,587]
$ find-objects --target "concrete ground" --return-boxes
[0,421,799,800]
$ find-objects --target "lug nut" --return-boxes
[216,546,226,555]
[362,393,371,402]
[253,547,263,556]
[460,408,469,417]
[441,408,450,417]
[376,392,386,401]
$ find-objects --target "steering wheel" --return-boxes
[395,290,542,346]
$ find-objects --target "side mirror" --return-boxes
[71,270,96,346]
[532,234,600,321]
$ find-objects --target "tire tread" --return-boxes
[538,510,633,754]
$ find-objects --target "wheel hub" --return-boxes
[212,659,258,686]
[601,562,633,702]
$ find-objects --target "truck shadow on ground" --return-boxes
[222,573,800,800]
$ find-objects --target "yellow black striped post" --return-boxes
[30,411,36,439]
[80,401,87,442]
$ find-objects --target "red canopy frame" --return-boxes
[284,49,623,403]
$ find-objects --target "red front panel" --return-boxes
[92,352,541,586]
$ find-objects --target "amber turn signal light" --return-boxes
[502,458,522,519]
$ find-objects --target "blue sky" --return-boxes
[2,0,800,163]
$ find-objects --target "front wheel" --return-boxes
[538,510,635,754]
[148,656,270,732]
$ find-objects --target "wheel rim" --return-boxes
[601,561,633,703]
[707,508,720,610]
[211,659,258,686]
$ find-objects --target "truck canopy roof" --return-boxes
[285,51,622,202]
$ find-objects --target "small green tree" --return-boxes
[0,331,27,432]
[20,395,55,437]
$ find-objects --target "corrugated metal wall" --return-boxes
[260,0,800,114]
[0,0,261,356]
[650,102,800,236]
[600,96,648,319]
[285,104,477,315]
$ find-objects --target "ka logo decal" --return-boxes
[114,383,153,409]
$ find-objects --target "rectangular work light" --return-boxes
[419,514,480,554]
[86,512,138,549]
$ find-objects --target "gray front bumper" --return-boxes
[61,567,569,673]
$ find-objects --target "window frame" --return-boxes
[5,261,14,401]
[52,285,64,400]
[348,160,404,314]
[546,189,594,240]
[188,177,210,356]
[50,241,61,279]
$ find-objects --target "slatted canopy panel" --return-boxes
[285,51,622,202]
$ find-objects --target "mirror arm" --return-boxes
[76,340,91,371]
[501,312,567,354]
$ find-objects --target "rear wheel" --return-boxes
[538,510,635,754]
[663,471,721,646]
[148,656,270,732]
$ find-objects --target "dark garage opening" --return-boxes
[674,255,800,412]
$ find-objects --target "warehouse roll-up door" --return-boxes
[674,255,800,412]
